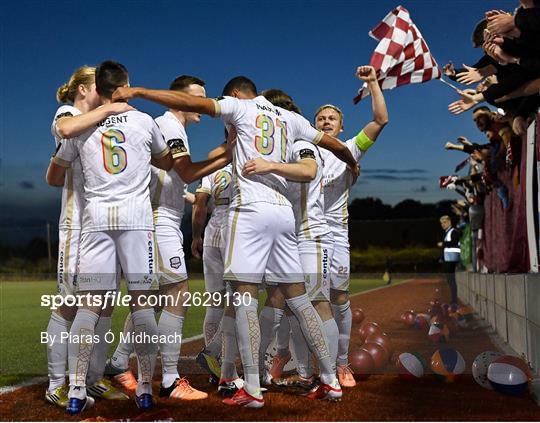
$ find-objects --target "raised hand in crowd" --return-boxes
[486,11,518,36]
[456,65,485,85]
[448,89,480,115]
[443,61,456,78]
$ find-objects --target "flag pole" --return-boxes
[439,77,461,92]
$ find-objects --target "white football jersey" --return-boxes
[197,164,233,248]
[287,141,330,242]
[320,134,365,231]
[213,96,323,207]
[150,111,191,227]
[53,110,170,233]
[51,105,85,230]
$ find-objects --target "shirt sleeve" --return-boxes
[51,105,80,139]
[290,140,317,163]
[291,114,324,145]
[213,96,243,125]
[196,175,212,195]
[53,139,79,167]
[344,130,374,162]
[150,118,171,158]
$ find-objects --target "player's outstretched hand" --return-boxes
[356,66,377,83]
[242,158,273,177]
[112,86,138,102]
[191,237,203,259]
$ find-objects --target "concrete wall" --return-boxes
[456,272,539,373]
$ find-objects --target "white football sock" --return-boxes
[323,317,339,372]
[87,316,112,386]
[234,298,261,397]
[258,306,284,369]
[68,309,99,399]
[276,314,291,357]
[289,314,313,378]
[131,308,158,396]
[158,310,184,388]
[110,313,133,371]
[286,294,334,384]
[46,312,71,392]
[332,301,352,366]
[203,306,224,346]
[220,315,239,381]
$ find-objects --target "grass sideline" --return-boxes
[0,277,404,387]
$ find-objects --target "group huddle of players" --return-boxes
[44,59,388,414]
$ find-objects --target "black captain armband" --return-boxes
[167,138,188,155]
[299,148,316,160]
[55,111,73,121]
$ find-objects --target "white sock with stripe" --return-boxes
[158,310,183,389]
[332,301,352,366]
[87,316,112,386]
[47,312,72,392]
[110,313,133,371]
[258,306,284,369]
[131,308,158,396]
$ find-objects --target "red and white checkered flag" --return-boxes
[354,5,441,104]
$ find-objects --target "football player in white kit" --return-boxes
[242,89,339,391]
[106,75,231,401]
[315,65,388,388]
[111,76,359,408]
[47,61,175,414]
[192,161,239,390]
[46,65,134,408]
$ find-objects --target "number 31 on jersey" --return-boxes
[255,114,287,162]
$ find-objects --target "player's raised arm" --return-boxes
[112,87,217,117]
[357,65,389,142]
[46,141,78,186]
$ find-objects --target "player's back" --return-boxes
[215,96,322,208]
[77,110,165,232]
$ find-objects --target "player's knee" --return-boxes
[330,289,349,305]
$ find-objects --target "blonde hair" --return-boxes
[56,66,96,104]
[314,104,344,127]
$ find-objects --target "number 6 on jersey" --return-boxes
[102,129,127,174]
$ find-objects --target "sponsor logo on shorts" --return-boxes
[322,248,329,280]
[169,256,182,269]
[58,251,64,286]
[148,241,154,274]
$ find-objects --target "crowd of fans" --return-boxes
[439,0,539,271]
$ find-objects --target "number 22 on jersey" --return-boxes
[254,114,287,161]
[101,129,127,174]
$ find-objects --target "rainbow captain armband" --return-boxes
[355,130,374,152]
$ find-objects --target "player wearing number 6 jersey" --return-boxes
[315,65,388,388]
[45,65,133,410]
[47,61,175,414]
[111,77,358,408]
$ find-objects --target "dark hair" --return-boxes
[169,75,205,91]
[261,89,302,114]
[95,60,129,98]
[222,76,257,96]
[472,19,487,48]
[472,105,491,114]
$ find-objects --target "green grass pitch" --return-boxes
[0,277,404,387]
